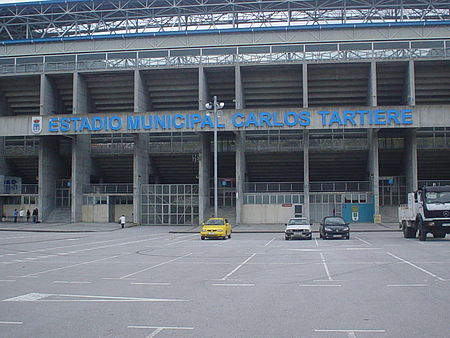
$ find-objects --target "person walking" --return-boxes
[32,208,38,223]
[13,209,18,223]
[26,209,31,222]
[119,214,126,229]
[19,208,25,222]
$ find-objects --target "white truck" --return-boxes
[398,185,450,241]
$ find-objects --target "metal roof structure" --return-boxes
[0,0,449,42]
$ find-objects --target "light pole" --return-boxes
[205,96,224,218]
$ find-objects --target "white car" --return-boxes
[285,217,313,240]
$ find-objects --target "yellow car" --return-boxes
[200,217,232,240]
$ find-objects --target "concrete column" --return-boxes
[134,70,152,112]
[303,130,310,221]
[72,73,92,222]
[406,60,416,106]
[369,129,380,222]
[133,134,149,225]
[0,137,9,174]
[0,91,9,116]
[39,137,62,222]
[302,63,308,108]
[133,70,151,225]
[199,67,209,111]
[235,65,245,109]
[40,74,64,115]
[199,133,211,223]
[369,61,377,106]
[404,129,418,193]
[235,131,246,224]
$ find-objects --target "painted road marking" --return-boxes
[119,253,192,279]
[387,252,446,281]
[131,282,171,286]
[15,255,120,278]
[128,326,193,338]
[53,281,92,284]
[0,321,23,325]
[300,285,342,287]
[212,283,255,287]
[3,293,188,302]
[387,284,427,287]
[315,329,385,337]
[221,253,256,281]
[355,236,373,246]
[320,252,333,281]
[0,280,15,282]
[264,237,276,247]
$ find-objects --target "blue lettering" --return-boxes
[127,116,141,130]
[154,115,166,129]
[79,117,92,131]
[259,112,273,127]
[201,115,213,128]
[299,112,311,126]
[60,117,70,132]
[328,111,343,126]
[49,118,58,132]
[91,117,103,131]
[232,113,245,127]
[356,110,368,125]
[71,117,81,130]
[343,110,356,126]
[110,116,122,131]
[317,111,330,126]
[174,114,185,129]
[190,113,202,129]
[400,109,413,124]
[284,112,297,126]
[245,112,259,127]
[272,112,283,127]
[387,110,400,125]
[374,110,386,125]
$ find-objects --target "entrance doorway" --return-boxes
[56,179,71,207]
[379,176,406,206]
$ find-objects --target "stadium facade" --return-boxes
[0,0,450,225]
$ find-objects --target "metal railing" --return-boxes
[245,181,371,193]
[418,180,450,187]
[83,184,133,194]
[245,182,304,193]
[310,181,370,192]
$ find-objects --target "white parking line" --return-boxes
[53,281,92,284]
[119,253,192,279]
[387,252,446,281]
[3,293,188,303]
[355,236,372,246]
[387,284,427,287]
[320,252,333,281]
[264,237,276,247]
[299,285,342,287]
[131,282,171,286]
[0,321,23,325]
[128,326,194,338]
[315,329,386,337]
[14,255,120,278]
[221,253,256,281]
[0,280,15,282]
[212,283,255,287]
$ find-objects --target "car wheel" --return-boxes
[433,233,445,239]
[201,236,205,240]
[285,236,289,240]
[228,234,231,238]
[322,234,327,240]
[319,232,322,238]
[346,234,350,240]
[308,235,312,240]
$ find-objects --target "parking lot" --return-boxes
[0,227,449,337]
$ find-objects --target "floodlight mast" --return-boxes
[205,96,224,218]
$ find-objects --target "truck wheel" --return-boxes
[405,226,417,239]
[418,230,427,241]
[433,233,445,239]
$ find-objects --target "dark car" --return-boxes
[319,216,350,239]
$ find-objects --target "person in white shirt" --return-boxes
[19,209,25,222]
[119,215,126,229]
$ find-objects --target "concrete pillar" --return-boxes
[39,137,62,222]
[406,60,416,106]
[235,65,245,109]
[369,61,377,106]
[303,130,310,221]
[72,73,92,222]
[133,70,151,225]
[404,129,418,193]
[235,131,246,224]
[133,134,149,225]
[199,133,211,223]
[369,129,380,222]
[0,137,9,175]
[302,63,308,108]
[40,74,64,115]
[0,91,9,116]
[199,67,209,111]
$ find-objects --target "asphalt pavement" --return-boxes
[0,227,449,338]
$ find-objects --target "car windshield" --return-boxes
[324,217,346,225]
[425,191,450,204]
[288,219,308,225]
[205,219,225,225]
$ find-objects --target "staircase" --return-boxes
[206,206,236,225]
[46,207,71,223]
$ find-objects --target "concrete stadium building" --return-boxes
[0,0,450,226]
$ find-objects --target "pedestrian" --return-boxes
[19,208,25,222]
[13,209,18,223]
[119,214,126,229]
[32,208,38,223]
[26,209,31,222]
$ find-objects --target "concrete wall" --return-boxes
[115,205,133,223]
[242,205,294,224]
[82,205,109,223]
